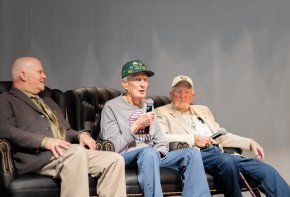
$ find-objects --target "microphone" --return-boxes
[144,98,154,133]
[197,117,204,124]
[211,128,227,139]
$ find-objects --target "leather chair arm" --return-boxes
[223,147,243,155]
[96,140,190,152]
[95,141,103,151]
[102,140,115,152]
[168,141,243,155]
[0,139,16,192]
[169,141,190,151]
[95,140,115,152]
[0,139,14,174]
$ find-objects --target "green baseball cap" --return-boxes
[121,60,155,79]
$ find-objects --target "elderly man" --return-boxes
[0,57,126,197]
[156,75,290,197]
[100,60,210,197]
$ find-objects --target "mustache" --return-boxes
[177,99,187,102]
[173,101,190,108]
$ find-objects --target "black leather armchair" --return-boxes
[65,87,184,196]
[0,81,99,197]
[65,87,261,196]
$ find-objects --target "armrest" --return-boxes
[0,139,14,174]
[102,140,115,152]
[96,141,103,151]
[168,142,243,155]
[0,139,16,191]
[95,140,115,152]
[223,147,243,155]
[169,141,190,151]
[96,140,189,152]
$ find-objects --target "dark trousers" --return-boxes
[201,146,290,197]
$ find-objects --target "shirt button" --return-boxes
[41,115,45,118]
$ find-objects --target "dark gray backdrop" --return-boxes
[1,0,289,185]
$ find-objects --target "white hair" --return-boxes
[11,57,38,80]
[11,60,25,80]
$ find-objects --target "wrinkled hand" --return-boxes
[250,140,265,160]
[194,135,217,148]
[131,112,154,134]
[79,133,96,150]
[45,138,71,158]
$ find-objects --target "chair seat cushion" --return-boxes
[125,168,182,195]
[7,174,60,197]
[6,174,98,197]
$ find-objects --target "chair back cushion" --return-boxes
[0,81,66,118]
[148,95,171,108]
[65,87,122,139]
[0,81,13,93]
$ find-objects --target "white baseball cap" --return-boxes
[171,75,194,88]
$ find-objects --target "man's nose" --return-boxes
[180,92,186,98]
[140,80,147,86]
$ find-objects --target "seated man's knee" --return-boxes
[219,154,238,170]
[67,144,88,161]
[70,144,87,153]
[139,147,159,160]
[259,163,279,178]
[113,152,125,166]
[183,147,202,160]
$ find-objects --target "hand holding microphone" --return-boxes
[211,128,227,140]
[144,99,154,133]
[131,99,154,135]
[194,135,216,148]
[195,128,227,148]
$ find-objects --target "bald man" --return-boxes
[0,57,126,197]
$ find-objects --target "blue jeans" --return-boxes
[122,147,210,197]
[201,146,290,197]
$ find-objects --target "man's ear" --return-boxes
[121,80,128,90]
[169,90,173,99]
[19,71,27,82]
[192,88,196,97]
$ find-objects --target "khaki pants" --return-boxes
[38,144,126,197]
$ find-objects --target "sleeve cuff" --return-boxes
[40,137,49,149]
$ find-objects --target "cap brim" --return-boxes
[133,70,155,77]
[144,70,155,77]
[122,70,155,79]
